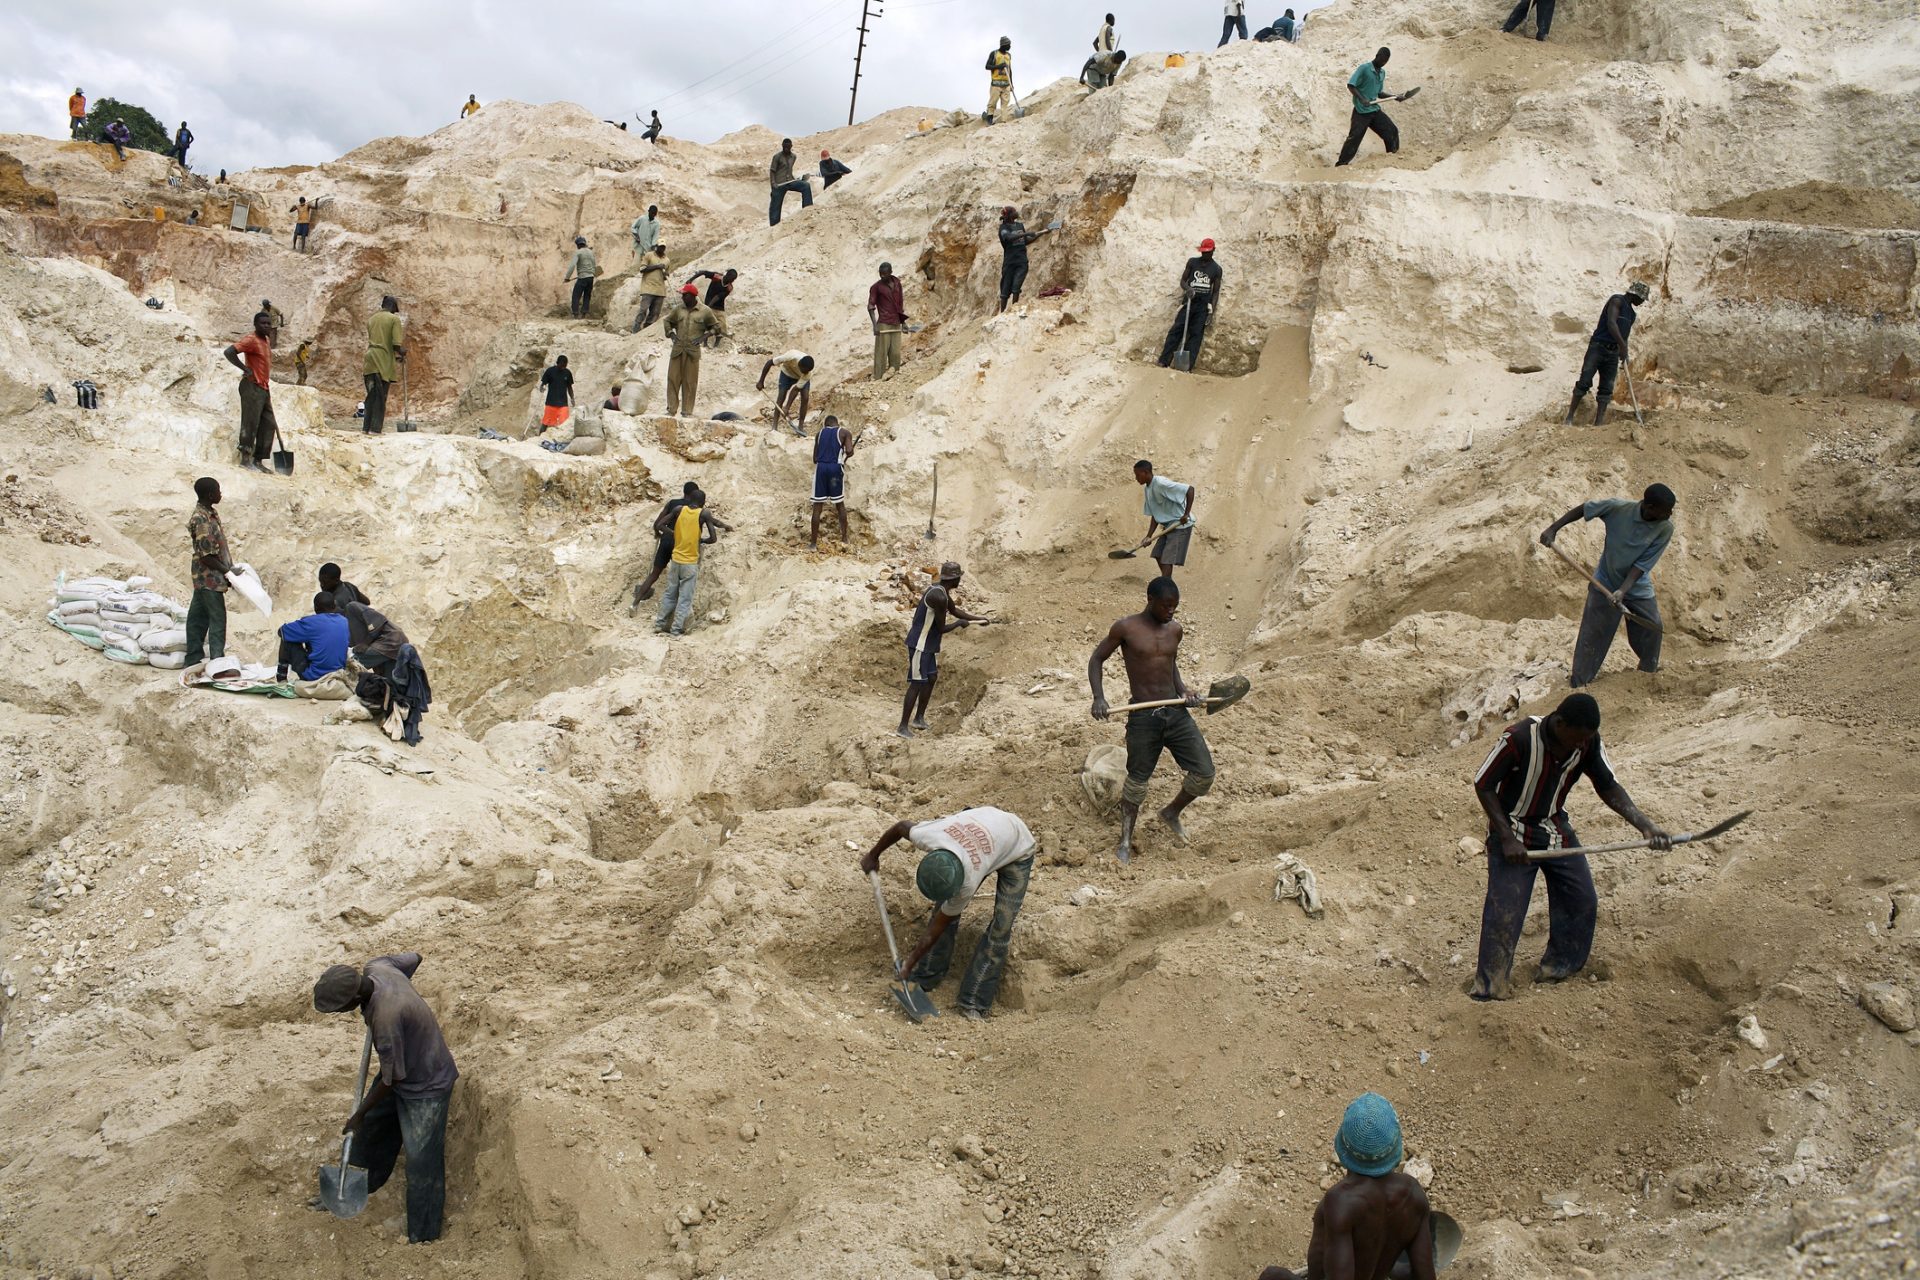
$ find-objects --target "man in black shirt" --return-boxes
[1157,239,1224,371]
[997,206,1052,313]
[318,562,370,612]
[1565,281,1648,425]
[537,355,575,433]
[818,148,852,187]
[685,267,738,345]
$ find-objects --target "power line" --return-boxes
[669,19,858,120]
[645,0,848,112]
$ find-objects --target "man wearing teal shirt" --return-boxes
[1539,484,1676,687]
[1336,47,1401,167]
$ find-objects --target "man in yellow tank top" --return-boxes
[654,488,727,636]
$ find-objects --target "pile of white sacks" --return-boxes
[47,574,191,669]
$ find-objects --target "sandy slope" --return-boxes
[1,0,1918,1277]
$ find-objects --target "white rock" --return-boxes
[534,868,555,890]
[1735,1014,1768,1051]
[1860,982,1917,1033]
[1405,1156,1434,1187]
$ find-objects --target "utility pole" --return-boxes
[849,0,881,127]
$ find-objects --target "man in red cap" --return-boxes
[661,283,722,417]
[1158,239,1224,370]
[819,148,852,188]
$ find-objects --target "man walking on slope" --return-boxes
[662,285,723,416]
[768,138,813,226]
[1336,47,1407,166]
[900,561,992,738]
[810,414,854,551]
[655,487,725,636]
[984,37,1014,123]
[1503,0,1556,40]
[1471,693,1670,1000]
[868,261,909,379]
[537,354,574,433]
[997,207,1052,313]
[1157,239,1224,370]
[1132,460,1197,578]
[1255,1093,1439,1280]
[859,805,1038,1020]
[185,477,232,666]
[363,296,404,435]
[630,203,661,264]
[1565,281,1649,425]
[68,89,86,139]
[564,236,599,318]
[1088,576,1216,862]
[1540,483,1675,687]
[1219,0,1250,46]
[223,312,279,472]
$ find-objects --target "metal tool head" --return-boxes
[272,446,294,476]
[317,1139,369,1218]
[1433,1211,1463,1269]
[1203,674,1251,714]
[1400,85,1422,101]
[1046,219,1063,231]
[891,980,940,1023]
[1107,547,1139,559]
[1171,350,1193,372]
[1691,810,1752,842]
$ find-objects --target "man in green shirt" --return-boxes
[1336,47,1403,167]
[363,296,405,435]
[564,236,599,318]
[661,285,723,417]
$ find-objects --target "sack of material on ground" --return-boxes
[45,572,190,665]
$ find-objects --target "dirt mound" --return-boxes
[1697,180,1920,232]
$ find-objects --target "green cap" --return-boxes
[916,849,965,902]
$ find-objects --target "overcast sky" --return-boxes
[1,1,1330,174]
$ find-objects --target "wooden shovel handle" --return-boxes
[1546,541,1663,633]
[1106,695,1209,714]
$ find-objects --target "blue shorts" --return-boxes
[813,463,844,503]
[778,371,808,398]
[907,643,938,683]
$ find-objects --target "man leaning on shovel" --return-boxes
[1540,483,1674,688]
[312,953,458,1242]
[860,805,1038,1020]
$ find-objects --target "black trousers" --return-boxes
[358,1089,451,1243]
[1573,339,1620,399]
[998,258,1029,308]
[276,639,310,677]
[1158,299,1213,368]
[1336,109,1399,165]
[570,277,595,317]
[1503,0,1555,38]
[631,295,664,332]
[363,373,391,434]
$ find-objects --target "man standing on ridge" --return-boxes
[630,203,661,264]
[363,296,404,435]
[1132,460,1197,579]
[868,261,909,380]
[858,804,1038,1020]
[461,94,481,118]
[899,561,991,738]
[1157,239,1224,371]
[1565,281,1649,425]
[997,207,1052,313]
[1219,0,1249,45]
[171,121,193,167]
[1088,576,1215,863]
[1470,693,1670,1000]
[289,197,314,252]
[1540,483,1675,687]
[185,477,232,666]
[1095,13,1117,54]
[537,354,574,433]
[68,89,86,139]
[1336,47,1406,166]
[662,284,722,416]
[984,37,1014,123]
[642,110,663,143]
[1503,0,1556,40]
[564,236,599,318]
[223,312,278,472]
[768,138,813,226]
[819,148,852,188]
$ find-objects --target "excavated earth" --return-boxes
[1,1,1917,1277]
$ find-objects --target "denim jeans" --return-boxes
[769,179,813,226]
[1471,845,1597,999]
[655,561,699,634]
[912,854,1033,1013]
[1218,13,1249,44]
[185,588,227,664]
[1571,585,1661,687]
[358,1088,451,1243]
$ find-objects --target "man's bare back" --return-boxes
[1259,1171,1435,1280]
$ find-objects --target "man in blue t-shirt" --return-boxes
[1566,281,1650,425]
[1539,483,1676,687]
[276,591,351,683]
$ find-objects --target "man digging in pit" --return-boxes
[1088,576,1215,862]
[898,560,990,738]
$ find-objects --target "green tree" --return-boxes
[85,97,173,154]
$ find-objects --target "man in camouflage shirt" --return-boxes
[186,476,233,665]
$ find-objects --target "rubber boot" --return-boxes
[1562,393,1584,424]
[1593,396,1611,426]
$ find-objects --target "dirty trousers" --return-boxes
[237,376,277,461]
[1570,586,1661,687]
[912,854,1033,1013]
[655,561,700,634]
[1157,299,1212,368]
[1335,108,1399,165]
[363,373,391,434]
[1471,843,1597,999]
[569,276,595,317]
[985,82,1013,119]
[666,351,701,415]
[358,1087,451,1243]
[873,328,903,378]
[998,258,1029,308]
[1122,706,1215,806]
[1503,0,1555,38]
[185,588,227,664]
[1572,338,1621,400]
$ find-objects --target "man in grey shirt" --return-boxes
[1539,483,1675,687]
[768,138,814,227]
[1132,459,1197,579]
[630,204,661,263]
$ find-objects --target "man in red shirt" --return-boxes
[223,312,279,473]
[867,261,909,380]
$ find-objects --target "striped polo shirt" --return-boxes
[1473,716,1617,851]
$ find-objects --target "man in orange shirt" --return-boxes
[223,312,279,473]
[68,89,86,139]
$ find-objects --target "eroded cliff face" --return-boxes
[1,0,1917,1276]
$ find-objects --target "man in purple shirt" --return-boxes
[867,261,909,381]
[313,952,458,1241]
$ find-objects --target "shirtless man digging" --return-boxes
[1255,1093,1438,1280]
[1088,576,1215,862]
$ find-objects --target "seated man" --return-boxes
[1256,1093,1437,1280]
[276,592,351,683]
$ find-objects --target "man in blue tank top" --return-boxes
[810,415,854,551]
[899,561,991,738]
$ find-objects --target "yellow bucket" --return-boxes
[1165,53,1186,68]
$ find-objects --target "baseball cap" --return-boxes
[1198,237,1216,252]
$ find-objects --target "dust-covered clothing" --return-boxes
[540,363,574,408]
[364,311,403,382]
[185,588,226,664]
[769,149,798,187]
[1571,585,1662,687]
[988,49,1012,87]
[663,303,722,356]
[238,378,278,462]
[1123,705,1215,807]
[1142,475,1193,528]
[638,255,670,296]
[630,214,661,255]
[671,504,705,565]
[233,334,271,388]
[1472,715,1617,853]
[868,276,907,326]
[361,952,459,1099]
[1348,60,1386,112]
[1581,498,1671,600]
[188,503,229,592]
[1472,842,1596,999]
[820,156,852,187]
[1504,0,1555,38]
[1590,294,1640,347]
[910,851,1032,1014]
[776,350,812,388]
[1151,524,1193,567]
[326,580,371,612]
[906,806,1038,917]
[565,247,599,280]
[344,602,409,664]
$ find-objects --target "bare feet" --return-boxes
[1157,806,1189,844]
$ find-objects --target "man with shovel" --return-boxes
[312,952,458,1243]
[997,207,1052,314]
[1336,47,1407,166]
[1089,576,1217,862]
[984,37,1015,123]
[1157,239,1223,371]
[859,805,1038,1020]
[1470,692,1671,1000]
[1132,459,1196,578]
[223,311,279,472]
[1564,281,1649,426]
[363,296,405,436]
[899,561,992,738]
[1539,483,1674,688]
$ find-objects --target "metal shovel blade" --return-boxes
[317,1138,369,1218]
[890,980,940,1023]
[1202,674,1251,714]
[273,447,295,476]
[1106,547,1139,559]
[1171,350,1193,372]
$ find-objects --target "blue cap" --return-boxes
[1333,1092,1404,1177]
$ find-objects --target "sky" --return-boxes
[0,1,1330,174]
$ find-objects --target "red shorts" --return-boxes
[541,404,571,428]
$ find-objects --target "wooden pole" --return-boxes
[849,0,879,126]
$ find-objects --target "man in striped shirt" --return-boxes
[1470,693,1670,1000]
